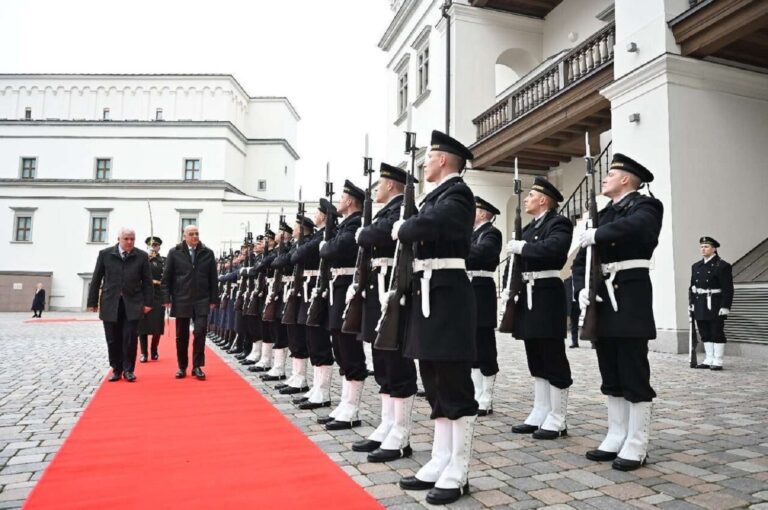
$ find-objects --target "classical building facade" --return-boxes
[0,74,299,311]
[379,0,768,356]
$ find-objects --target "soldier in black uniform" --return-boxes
[351,163,418,462]
[138,236,166,362]
[261,227,293,383]
[466,197,502,417]
[573,153,663,471]
[690,236,733,370]
[241,239,263,366]
[250,233,277,374]
[318,181,367,430]
[507,178,573,440]
[293,202,336,409]
[395,131,477,506]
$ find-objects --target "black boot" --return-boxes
[139,335,148,363]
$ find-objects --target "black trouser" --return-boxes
[139,335,160,356]
[33,309,43,318]
[331,331,367,381]
[272,320,289,349]
[473,327,499,376]
[523,338,573,389]
[288,324,309,359]
[696,319,726,343]
[176,312,208,370]
[419,360,478,420]
[570,303,580,346]
[306,325,334,366]
[103,298,138,373]
[595,338,656,403]
[372,346,417,398]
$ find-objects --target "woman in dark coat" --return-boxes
[31,283,46,318]
[138,237,167,362]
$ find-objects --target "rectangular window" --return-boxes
[184,159,201,181]
[155,108,163,121]
[20,157,37,179]
[398,71,409,116]
[180,217,197,239]
[90,215,108,243]
[103,108,110,120]
[418,46,429,95]
[14,216,32,242]
[258,180,267,192]
[24,107,31,120]
[95,158,111,180]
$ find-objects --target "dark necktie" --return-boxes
[190,249,196,264]
[121,251,127,261]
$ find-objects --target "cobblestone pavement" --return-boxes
[1,312,767,509]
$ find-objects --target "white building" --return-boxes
[379,0,768,357]
[0,74,300,311]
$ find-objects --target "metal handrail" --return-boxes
[558,141,612,224]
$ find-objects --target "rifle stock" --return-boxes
[498,175,523,333]
[689,312,698,368]
[282,201,306,325]
[306,197,337,327]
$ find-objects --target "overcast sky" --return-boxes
[1,0,394,200]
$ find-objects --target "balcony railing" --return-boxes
[474,23,615,141]
[558,141,612,225]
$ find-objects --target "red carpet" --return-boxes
[24,326,382,510]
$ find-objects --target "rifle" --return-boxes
[689,310,699,368]
[234,234,252,312]
[579,133,602,340]
[282,190,305,325]
[256,216,272,310]
[263,213,287,322]
[307,165,337,327]
[374,131,417,351]
[342,156,374,334]
[220,248,234,309]
[245,238,263,315]
[498,158,523,333]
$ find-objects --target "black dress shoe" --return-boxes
[511,423,538,434]
[280,385,309,395]
[292,396,309,405]
[569,344,579,348]
[151,352,158,361]
[248,365,270,373]
[123,371,136,382]
[368,445,412,463]
[240,359,256,366]
[696,363,710,369]
[585,449,618,462]
[235,353,247,360]
[426,483,469,505]
[108,371,122,382]
[139,355,148,363]
[352,439,381,453]
[299,400,331,410]
[316,415,335,425]
[399,476,434,491]
[612,455,647,471]
[260,374,286,382]
[532,428,567,440]
[192,367,206,380]
[175,370,186,379]
[325,419,361,431]
[710,365,723,371]
[275,383,289,390]
[477,409,493,417]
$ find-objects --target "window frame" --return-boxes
[257,180,267,192]
[176,209,202,241]
[155,108,164,121]
[19,157,37,179]
[86,208,112,244]
[11,207,36,243]
[95,158,112,180]
[103,108,111,121]
[183,158,202,181]
[24,107,31,120]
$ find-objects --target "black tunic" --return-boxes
[320,212,362,332]
[466,221,502,329]
[291,229,323,325]
[689,255,734,321]
[31,289,46,312]
[138,254,167,335]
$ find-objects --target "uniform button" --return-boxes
[369,285,374,289]
[613,284,619,289]
[611,242,616,246]
[416,290,420,295]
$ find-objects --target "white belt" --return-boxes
[282,276,293,283]
[330,267,356,306]
[692,286,722,310]
[521,270,561,310]
[372,257,395,268]
[412,258,466,318]
[467,270,495,280]
[600,259,652,312]
[372,258,395,306]
[302,270,319,300]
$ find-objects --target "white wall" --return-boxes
[542,0,614,57]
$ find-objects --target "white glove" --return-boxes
[239,267,247,276]
[580,228,597,248]
[391,219,405,241]
[506,240,526,255]
[319,240,327,252]
[688,304,694,312]
[345,284,357,304]
[355,227,363,244]
[501,289,511,303]
[718,308,729,316]
[578,288,602,309]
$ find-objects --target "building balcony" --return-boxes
[470,23,615,173]
[469,0,563,19]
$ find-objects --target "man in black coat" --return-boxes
[87,227,153,382]
[572,153,664,471]
[395,131,477,506]
[31,283,46,318]
[467,196,502,416]
[162,225,220,380]
[351,163,418,462]
[506,178,573,440]
[689,236,733,370]
[317,180,367,431]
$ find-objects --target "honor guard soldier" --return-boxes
[293,201,336,409]
[138,236,167,362]
[241,237,265,365]
[261,228,292,383]
[394,131,478,506]
[352,163,418,462]
[251,234,278,373]
[318,180,368,430]
[507,178,573,439]
[690,236,733,370]
[467,197,502,416]
[573,153,663,471]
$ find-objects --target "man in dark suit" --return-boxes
[689,236,733,370]
[572,153,664,471]
[395,131,478,506]
[467,197,502,417]
[162,225,220,380]
[507,178,573,440]
[87,227,153,382]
